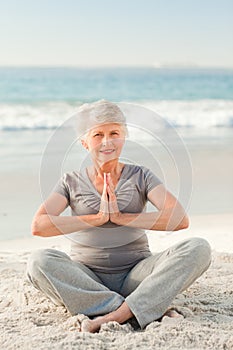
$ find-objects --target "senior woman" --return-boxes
[27,100,211,333]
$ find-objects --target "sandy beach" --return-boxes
[0,212,232,350]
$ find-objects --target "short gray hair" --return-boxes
[75,99,128,140]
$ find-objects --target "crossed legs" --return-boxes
[27,237,211,332]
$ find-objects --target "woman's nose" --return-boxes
[102,135,112,145]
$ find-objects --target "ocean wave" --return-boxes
[0,100,233,131]
[143,100,233,128]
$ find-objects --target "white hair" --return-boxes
[74,99,128,140]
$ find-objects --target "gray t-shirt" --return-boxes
[53,163,162,273]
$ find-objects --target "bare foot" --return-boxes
[79,302,134,333]
[80,316,105,333]
[163,308,183,318]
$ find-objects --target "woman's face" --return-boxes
[82,123,125,164]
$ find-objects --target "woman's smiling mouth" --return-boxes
[100,149,115,154]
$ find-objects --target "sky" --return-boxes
[0,0,232,68]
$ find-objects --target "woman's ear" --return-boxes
[81,139,89,150]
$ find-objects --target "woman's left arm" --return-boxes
[109,183,189,232]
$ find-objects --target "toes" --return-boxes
[81,319,93,332]
[164,309,184,318]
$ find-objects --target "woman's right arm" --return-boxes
[31,187,109,237]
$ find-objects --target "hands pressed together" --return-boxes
[98,173,122,225]
[85,171,187,232]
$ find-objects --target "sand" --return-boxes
[0,219,233,350]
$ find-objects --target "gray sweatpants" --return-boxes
[26,237,211,329]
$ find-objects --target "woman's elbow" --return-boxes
[184,215,190,228]
[31,216,61,237]
[177,214,190,231]
[31,218,42,236]
[31,216,50,237]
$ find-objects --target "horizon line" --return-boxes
[0,64,233,70]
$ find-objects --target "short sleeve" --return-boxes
[52,174,70,203]
[142,167,163,196]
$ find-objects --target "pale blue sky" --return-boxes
[0,0,232,67]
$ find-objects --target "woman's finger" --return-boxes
[102,173,108,198]
[99,173,109,214]
[107,184,116,201]
[106,173,115,192]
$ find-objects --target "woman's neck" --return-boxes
[89,160,124,181]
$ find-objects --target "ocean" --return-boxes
[0,67,233,240]
[0,67,233,130]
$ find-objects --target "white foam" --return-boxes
[0,102,78,130]
[0,100,232,130]
[142,100,233,128]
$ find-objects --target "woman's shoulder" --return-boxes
[123,163,162,187]
[58,169,86,184]
[123,163,152,175]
